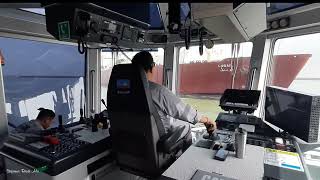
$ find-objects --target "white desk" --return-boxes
[163,145,265,180]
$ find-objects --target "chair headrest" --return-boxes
[107,64,153,114]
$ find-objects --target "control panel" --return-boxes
[75,9,146,44]
[200,129,297,153]
[216,112,264,131]
[41,133,89,159]
[1,123,112,176]
[45,4,146,46]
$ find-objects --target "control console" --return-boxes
[1,123,112,176]
[41,133,89,159]
[216,112,264,131]
[45,4,146,46]
[200,129,296,152]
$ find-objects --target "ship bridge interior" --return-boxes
[0,3,320,180]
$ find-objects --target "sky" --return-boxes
[273,33,320,79]
[179,42,253,63]
[20,8,45,15]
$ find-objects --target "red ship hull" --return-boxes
[101,54,311,95]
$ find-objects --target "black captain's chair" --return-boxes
[107,64,190,178]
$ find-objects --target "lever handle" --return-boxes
[58,115,63,126]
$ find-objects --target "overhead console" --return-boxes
[191,3,267,43]
[44,3,148,48]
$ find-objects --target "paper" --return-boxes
[28,141,49,150]
[264,148,304,172]
[74,128,110,144]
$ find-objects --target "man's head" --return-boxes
[36,108,55,129]
[131,51,155,80]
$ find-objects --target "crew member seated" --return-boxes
[13,108,55,133]
[131,51,216,150]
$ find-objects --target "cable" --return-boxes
[78,38,86,54]
[163,11,168,29]
[183,5,192,50]
[83,47,88,117]
[115,44,132,61]
[231,43,241,89]
[199,28,204,56]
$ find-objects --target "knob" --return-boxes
[75,11,91,36]
[100,35,112,43]
[90,21,99,33]
[112,37,118,44]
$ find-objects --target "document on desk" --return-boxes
[191,170,237,180]
[264,148,304,172]
[74,128,109,144]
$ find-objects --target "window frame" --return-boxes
[173,42,254,120]
[174,41,255,96]
[256,25,320,119]
[266,25,320,87]
[0,32,86,125]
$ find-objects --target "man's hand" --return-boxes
[199,116,217,135]
[205,121,216,135]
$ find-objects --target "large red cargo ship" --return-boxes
[101,54,311,95]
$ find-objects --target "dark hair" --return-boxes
[36,108,55,121]
[131,51,155,73]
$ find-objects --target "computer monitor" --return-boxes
[265,86,320,142]
[219,89,261,114]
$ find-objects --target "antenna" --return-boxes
[101,99,107,110]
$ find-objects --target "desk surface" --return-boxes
[294,137,320,180]
[163,145,265,180]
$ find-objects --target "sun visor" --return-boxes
[191,3,267,43]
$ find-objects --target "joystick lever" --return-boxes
[79,108,85,123]
[101,99,107,110]
[92,115,98,132]
[58,115,65,133]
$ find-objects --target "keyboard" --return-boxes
[41,133,88,159]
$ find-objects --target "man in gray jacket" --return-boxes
[131,51,216,149]
[13,108,55,134]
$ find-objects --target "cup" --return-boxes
[235,128,247,159]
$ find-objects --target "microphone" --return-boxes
[101,99,107,109]
[79,108,85,123]
[92,115,98,132]
[80,108,83,118]
[58,115,63,127]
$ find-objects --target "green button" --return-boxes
[36,165,48,172]
[58,21,71,40]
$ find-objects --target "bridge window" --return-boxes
[177,42,253,120]
[100,48,164,110]
[0,37,85,132]
[271,33,318,94]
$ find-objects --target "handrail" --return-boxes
[90,70,95,113]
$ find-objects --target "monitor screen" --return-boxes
[94,3,151,27]
[180,3,190,21]
[265,86,312,142]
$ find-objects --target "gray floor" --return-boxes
[100,166,147,180]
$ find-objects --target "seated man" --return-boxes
[13,108,55,134]
[131,51,216,150]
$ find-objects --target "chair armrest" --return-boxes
[157,126,186,154]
